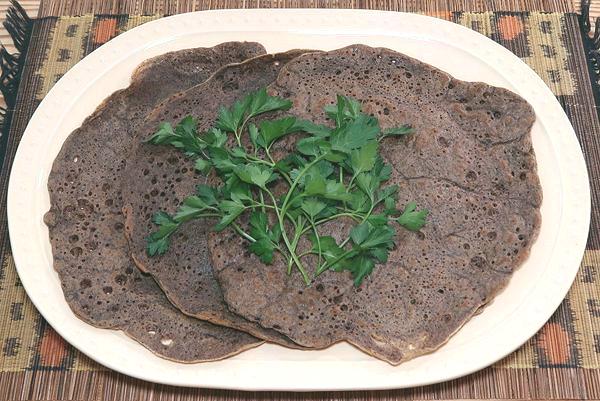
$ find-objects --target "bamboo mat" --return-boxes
[1,2,598,22]
[0,1,36,51]
[6,1,600,17]
[1,0,600,400]
[37,0,577,15]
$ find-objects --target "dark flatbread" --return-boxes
[209,45,542,364]
[44,42,266,362]
[123,51,316,349]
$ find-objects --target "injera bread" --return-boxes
[123,51,316,349]
[209,45,542,364]
[44,42,266,362]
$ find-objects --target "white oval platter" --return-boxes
[7,9,590,391]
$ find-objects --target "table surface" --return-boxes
[1,0,599,400]
[0,2,598,50]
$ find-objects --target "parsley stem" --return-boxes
[362,203,376,223]
[264,188,310,285]
[281,154,328,216]
[235,115,253,147]
[333,204,374,252]
[199,150,210,161]
[244,155,274,167]
[265,147,276,165]
[173,212,220,224]
[259,192,266,214]
[283,212,298,230]
[286,193,306,208]
[340,169,350,210]
[315,248,355,276]
[348,172,359,189]
[265,148,294,186]
[232,223,255,243]
[249,201,275,210]
[309,217,322,268]
[264,189,282,218]
[286,221,305,275]
[150,213,218,254]
[299,212,362,237]
[153,221,181,241]
[332,202,375,257]
[234,131,242,147]
[276,153,328,282]
[263,146,293,186]
[276,169,293,187]
[312,200,374,277]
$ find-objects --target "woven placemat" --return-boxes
[1,0,599,400]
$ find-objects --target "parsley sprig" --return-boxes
[145,89,428,286]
